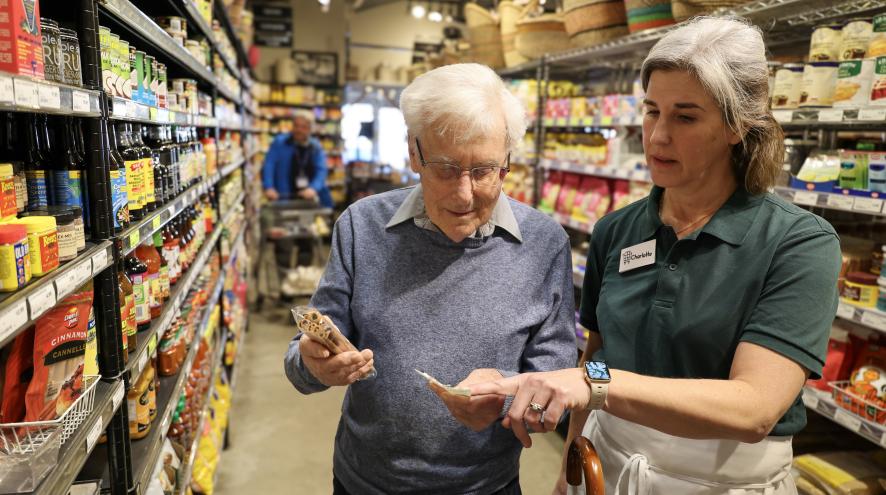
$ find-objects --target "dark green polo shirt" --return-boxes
[579,186,841,436]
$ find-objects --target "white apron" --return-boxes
[567,411,797,495]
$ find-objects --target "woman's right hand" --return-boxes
[299,336,374,386]
[467,368,590,447]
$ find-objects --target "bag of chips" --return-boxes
[24,288,93,421]
[1,327,34,423]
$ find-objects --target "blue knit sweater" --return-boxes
[284,186,577,494]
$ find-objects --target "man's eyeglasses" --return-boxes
[415,138,509,188]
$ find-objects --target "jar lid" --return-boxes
[58,27,78,37]
[10,216,57,232]
[22,206,76,223]
[847,271,879,285]
[40,18,58,27]
[0,224,27,244]
[815,23,844,30]
[0,163,13,176]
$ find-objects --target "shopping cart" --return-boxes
[255,199,333,308]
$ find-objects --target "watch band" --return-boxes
[587,382,608,410]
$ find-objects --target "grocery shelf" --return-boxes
[803,386,886,448]
[260,102,340,109]
[119,176,218,255]
[109,96,218,128]
[220,156,246,179]
[540,159,650,182]
[176,345,222,495]
[32,380,126,495]
[98,0,217,87]
[835,301,886,335]
[775,107,886,130]
[0,241,114,349]
[213,0,250,72]
[217,84,242,107]
[774,186,886,217]
[0,71,101,117]
[125,219,225,384]
[496,60,542,79]
[543,115,642,129]
[548,211,595,235]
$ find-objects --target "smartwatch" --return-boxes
[583,361,611,410]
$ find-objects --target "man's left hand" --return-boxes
[299,188,318,201]
[431,368,505,432]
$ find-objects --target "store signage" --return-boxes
[254,2,293,47]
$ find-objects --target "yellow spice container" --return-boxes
[9,216,59,276]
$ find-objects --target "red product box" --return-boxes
[0,0,44,78]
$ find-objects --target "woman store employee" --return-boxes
[467,17,841,494]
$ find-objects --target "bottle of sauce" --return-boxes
[153,231,170,303]
[134,124,155,212]
[120,123,144,221]
[126,255,150,332]
[25,115,49,209]
[118,260,136,355]
[108,123,129,232]
[53,117,83,209]
[135,241,161,320]
[163,223,181,285]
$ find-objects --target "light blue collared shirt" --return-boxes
[384,185,523,242]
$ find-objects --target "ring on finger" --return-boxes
[529,402,545,413]
[540,409,546,426]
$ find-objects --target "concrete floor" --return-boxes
[215,307,566,494]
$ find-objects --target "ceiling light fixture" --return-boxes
[428,10,443,22]
[411,3,426,18]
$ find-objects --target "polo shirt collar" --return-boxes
[643,185,762,246]
[385,185,523,242]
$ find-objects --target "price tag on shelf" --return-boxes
[157,108,168,122]
[149,107,158,121]
[802,391,819,410]
[833,409,863,432]
[55,262,92,298]
[826,194,855,210]
[854,197,884,214]
[0,301,28,341]
[125,100,136,118]
[129,230,140,248]
[137,352,148,376]
[37,84,60,110]
[147,333,158,356]
[836,302,856,320]
[817,108,844,122]
[568,117,580,127]
[85,418,104,453]
[72,90,91,113]
[13,79,38,108]
[152,215,162,230]
[27,284,56,319]
[861,309,886,330]
[555,117,567,127]
[859,108,886,121]
[91,248,109,274]
[0,75,13,104]
[112,382,125,411]
[773,110,793,124]
[160,414,171,437]
[792,191,819,206]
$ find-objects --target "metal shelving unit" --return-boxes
[540,159,650,182]
[0,71,101,116]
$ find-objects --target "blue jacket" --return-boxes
[262,133,333,207]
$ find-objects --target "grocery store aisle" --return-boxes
[215,306,565,494]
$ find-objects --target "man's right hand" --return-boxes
[265,188,279,201]
[299,336,374,387]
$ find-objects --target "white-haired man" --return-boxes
[283,64,576,494]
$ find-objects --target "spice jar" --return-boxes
[0,163,17,221]
[30,207,78,262]
[10,216,58,276]
[810,24,843,62]
[842,271,879,307]
[69,206,85,252]
[0,224,30,292]
[59,28,83,87]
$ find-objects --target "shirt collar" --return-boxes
[643,185,762,246]
[385,185,523,242]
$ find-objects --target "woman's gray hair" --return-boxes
[292,109,315,128]
[641,17,783,195]
[400,63,528,153]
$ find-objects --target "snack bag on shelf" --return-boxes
[575,178,610,224]
[538,171,564,213]
[556,174,581,216]
[839,337,886,422]
[610,180,631,212]
[808,325,855,392]
[627,180,653,205]
[571,177,594,222]
[24,288,94,421]
[1,327,35,423]
[793,452,886,495]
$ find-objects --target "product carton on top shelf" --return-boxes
[0,0,44,78]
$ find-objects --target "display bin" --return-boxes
[829,380,886,425]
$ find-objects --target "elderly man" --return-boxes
[283,63,576,494]
[262,109,333,208]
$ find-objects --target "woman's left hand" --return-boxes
[468,368,591,448]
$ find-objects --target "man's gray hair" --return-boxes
[641,16,783,194]
[293,109,315,128]
[399,63,528,153]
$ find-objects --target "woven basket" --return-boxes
[625,0,675,33]
[671,0,746,22]
[499,1,529,67]
[464,3,505,69]
[516,14,570,60]
[465,2,497,27]
[564,0,629,47]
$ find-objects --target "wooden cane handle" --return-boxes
[566,436,605,495]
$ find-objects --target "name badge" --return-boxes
[296,177,309,189]
[619,240,656,273]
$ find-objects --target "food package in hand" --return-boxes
[292,306,376,379]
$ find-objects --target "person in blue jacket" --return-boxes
[262,109,333,208]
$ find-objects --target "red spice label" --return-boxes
[0,177,16,219]
[38,231,58,272]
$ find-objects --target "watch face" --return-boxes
[585,361,611,381]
